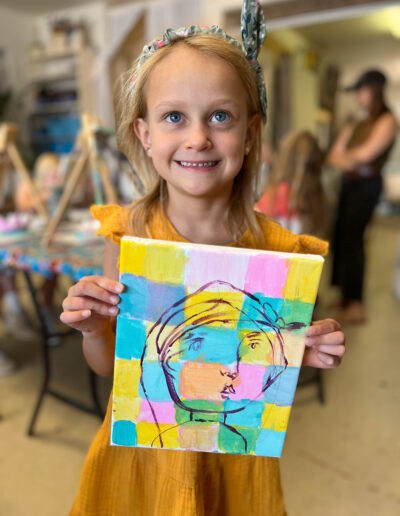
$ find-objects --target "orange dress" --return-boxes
[70,205,328,516]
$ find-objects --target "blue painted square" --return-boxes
[112,420,137,446]
[139,361,173,402]
[238,295,284,332]
[223,399,264,427]
[263,366,300,406]
[115,317,147,360]
[180,326,239,364]
[255,428,285,457]
[119,274,150,321]
[145,282,186,324]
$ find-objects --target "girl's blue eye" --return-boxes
[211,111,230,123]
[165,112,182,123]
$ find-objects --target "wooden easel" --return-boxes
[41,113,118,247]
[0,123,48,219]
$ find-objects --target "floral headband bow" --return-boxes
[133,0,268,122]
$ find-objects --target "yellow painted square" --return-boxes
[284,258,323,303]
[136,421,180,448]
[113,359,141,398]
[112,396,141,422]
[280,330,305,367]
[179,425,218,451]
[145,322,182,362]
[143,243,186,285]
[120,240,146,275]
[261,403,291,432]
[184,291,244,328]
[238,329,276,365]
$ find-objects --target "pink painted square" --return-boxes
[230,363,266,401]
[244,255,289,297]
[184,248,250,292]
[138,400,176,425]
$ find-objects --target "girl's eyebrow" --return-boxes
[153,98,240,112]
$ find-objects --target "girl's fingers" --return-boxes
[305,318,341,337]
[62,296,119,316]
[316,343,346,356]
[68,276,123,302]
[303,348,342,368]
[306,330,345,348]
[316,351,341,368]
[60,309,92,325]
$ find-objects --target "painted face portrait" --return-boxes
[141,281,304,439]
[112,238,323,456]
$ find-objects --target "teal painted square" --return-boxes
[223,399,264,427]
[180,326,239,364]
[255,428,285,457]
[112,420,137,446]
[238,295,284,331]
[263,366,300,406]
[139,361,173,402]
[119,274,150,321]
[115,316,147,360]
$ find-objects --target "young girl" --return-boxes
[61,3,345,514]
[255,130,327,238]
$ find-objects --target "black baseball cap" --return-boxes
[345,69,387,91]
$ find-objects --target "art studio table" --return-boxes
[0,228,105,435]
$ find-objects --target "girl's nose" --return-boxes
[184,123,212,151]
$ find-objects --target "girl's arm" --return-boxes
[60,239,123,377]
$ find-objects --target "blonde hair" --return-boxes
[115,33,264,246]
[268,130,327,237]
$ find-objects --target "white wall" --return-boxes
[34,1,107,53]
[0,5,33,91]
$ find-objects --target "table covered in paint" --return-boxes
[0,229,104,434]
[0,230,103,280]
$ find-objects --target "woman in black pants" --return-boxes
[327,69,398,323]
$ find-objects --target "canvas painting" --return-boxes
[111,237,324,457]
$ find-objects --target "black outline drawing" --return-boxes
[139,280,304,453]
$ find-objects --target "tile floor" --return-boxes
[0,215,399,516]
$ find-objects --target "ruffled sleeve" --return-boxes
[292,234,328,256]
[90,204,127,245]
[255,212,329,256]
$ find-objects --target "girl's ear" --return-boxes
[245,113,262,151]
[133,118,151,149]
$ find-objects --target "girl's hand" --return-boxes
[60,275,124,336]
[302,319,345,368]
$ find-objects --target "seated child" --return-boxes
[255,130,327,238]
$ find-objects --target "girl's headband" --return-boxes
[132,0,267,122]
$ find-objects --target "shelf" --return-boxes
[29,75,77,85]
[29,101,79,115]
[29,50,80,62]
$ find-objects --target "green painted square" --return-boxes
[218,424,261,454]
[175,400,223,425]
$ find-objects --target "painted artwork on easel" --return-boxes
[111,237,324,457]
